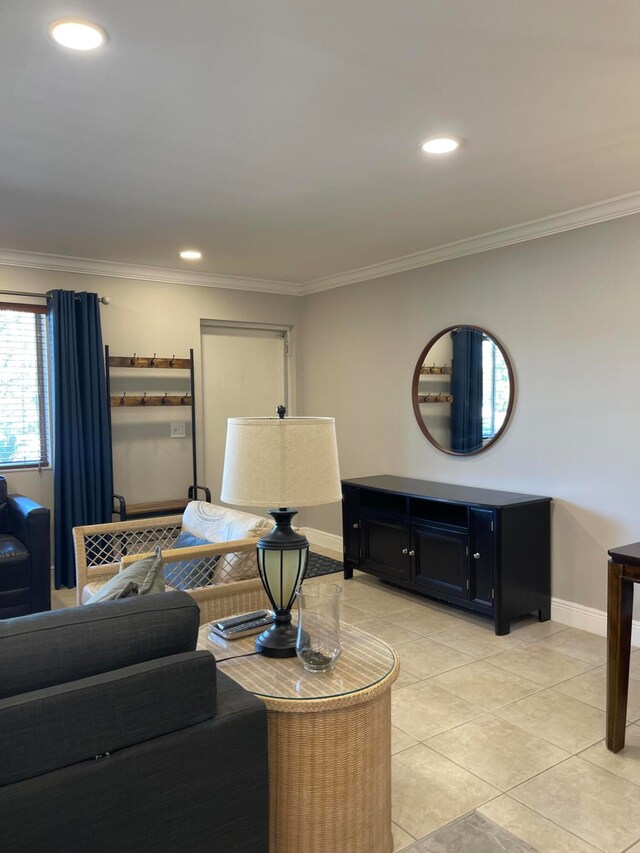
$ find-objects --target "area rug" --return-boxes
[304,551,343,579]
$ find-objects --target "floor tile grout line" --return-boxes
[412,700,606,770]
[422,664,551,710]
[573,747,640,791]
[506,754,640,852]
[483,792,610,853]
[417,719,574,794]
[504,754,613,852]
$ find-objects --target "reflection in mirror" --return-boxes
[412,326,514,455]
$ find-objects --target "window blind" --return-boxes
[0,304,50,468]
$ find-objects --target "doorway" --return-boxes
[200,321,290,506]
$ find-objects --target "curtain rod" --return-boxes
[0,289,110,304]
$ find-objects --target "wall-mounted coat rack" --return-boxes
[110,393,193,407]
[420,364,452,375]
[105,347,210,521]
[418,393,453,404]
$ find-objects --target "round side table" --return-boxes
[200,623,399,853]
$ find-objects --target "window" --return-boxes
[481,335,509,440]
[0,304,50,468]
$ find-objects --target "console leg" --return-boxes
[538,603,551,622]
[494,615,511,636]
[343,565,354,580]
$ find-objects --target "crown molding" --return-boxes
[301,190,640,295]
[2,191,639,297]
[0,248,302,296]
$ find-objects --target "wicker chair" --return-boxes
[73,513,269,625]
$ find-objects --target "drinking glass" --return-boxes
[295,583,342,672]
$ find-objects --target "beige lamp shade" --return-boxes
[220,416,342,508]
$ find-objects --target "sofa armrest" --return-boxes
[0,651,217,786]
[0,670,269,853]
[0,591,200,700]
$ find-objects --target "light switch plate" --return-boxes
[170,421,186,438]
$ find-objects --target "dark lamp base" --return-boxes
[255,621,308,658]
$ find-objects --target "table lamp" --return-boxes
[221,406,342,657]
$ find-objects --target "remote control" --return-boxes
[209,611,275,640]
[215,611,269,631]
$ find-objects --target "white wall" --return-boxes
[2,266,301,545]
[298,213,640,614]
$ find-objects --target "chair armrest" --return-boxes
[7,495,50,611]
[119,537,259,569]
[7,495,50,551]
[73,515,184,603]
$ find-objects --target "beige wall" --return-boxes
[298,213,640,614]
[2,266,301,532]
[3,213,640,614]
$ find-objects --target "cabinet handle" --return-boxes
[409,550,415,556]
[402,548,408,555]
[352,523,359,529]
[473,552,481,559]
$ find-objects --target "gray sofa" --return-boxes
[0,591,269,853]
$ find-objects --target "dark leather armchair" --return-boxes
[0,475,50,619]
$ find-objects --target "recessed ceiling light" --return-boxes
[179,250,202,261]
[420,137,461,155]
[48,19,108,51]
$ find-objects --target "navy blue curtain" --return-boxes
[450,328,483,453]
[50,291,112,588]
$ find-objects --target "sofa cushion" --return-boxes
[0,591,200,700]
[0,535,30,591]
[164,531,218,591]
[86,546,164,604]
[182,502,270,584]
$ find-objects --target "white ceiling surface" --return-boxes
[0,1,639,285]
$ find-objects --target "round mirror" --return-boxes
[412,326,514,455]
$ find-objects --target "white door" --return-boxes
[200,323,288,507]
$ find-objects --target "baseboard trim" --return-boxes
[301,528,640,644]
[551,596,640,647]
[302,527,343,554]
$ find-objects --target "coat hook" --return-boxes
[130,353,136,366]
[141,392,147,406]
[120,392,126,406]
[161,392,168,405]
[169,354,175,367]
[181,392,190,405]
[150,353,156,366]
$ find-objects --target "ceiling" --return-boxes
[1,0,639,286]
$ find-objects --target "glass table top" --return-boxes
[197,622,397,701]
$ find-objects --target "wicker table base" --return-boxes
[265,675,395,853]
[200,623,398,853]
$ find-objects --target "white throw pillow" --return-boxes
[181,502,271,583]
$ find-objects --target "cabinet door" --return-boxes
[469,508,494,608]
[411,522,469,600]
[341,486,361,567]
[360,513,410,580]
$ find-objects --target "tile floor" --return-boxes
[52,561,640,853]
[308,565,640,853]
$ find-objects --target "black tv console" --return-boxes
[341,475,552,635]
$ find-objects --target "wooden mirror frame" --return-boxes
[411,325,516,456]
